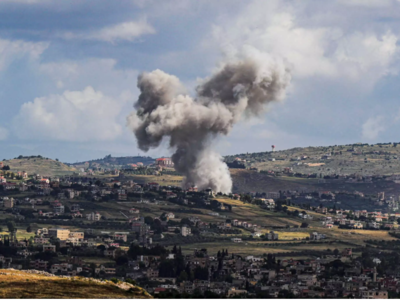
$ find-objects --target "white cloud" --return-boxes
[334,31,398,81]
[208,1,398,85]
[38,58,139,95]
[337,0,394,7]
[13,86,126,141]
[0,38,48,72]
[0,127,8,140]
[62,20,155,43]
[362,116,386,139]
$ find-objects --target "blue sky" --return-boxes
[1,0,400,163]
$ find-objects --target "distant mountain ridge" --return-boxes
[67,155,155,168]
[225,141,400,177]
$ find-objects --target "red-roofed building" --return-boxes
[156,157,174,167]
[154,288,167,295]
[40,178,50,184]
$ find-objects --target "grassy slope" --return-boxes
[228,143,400,176]
[64,195,397,246]
[227,143,400,194]
[230,168,400,200]
[4,158,76,176]
[125,174,184,186]
[0,270,152,299]
[88,194,395,257]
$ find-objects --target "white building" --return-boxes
[181,225,191,237]
[54,205,65,214]
[86,212,101,221]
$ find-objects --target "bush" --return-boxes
[128,287,141,293]
[110,278,119,284]
[300,222,309,228]
[125,278,136,285]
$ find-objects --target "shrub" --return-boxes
[125,278,136,285]
[110,278,119,284]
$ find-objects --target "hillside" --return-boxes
[69,155,155,169]
[0,269,152,299]
[226,142,400,177]
[79,193,396,258]
[3,156,76,176]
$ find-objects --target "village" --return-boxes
[0,156,400,298]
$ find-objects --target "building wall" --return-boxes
[48,229,70,240]
[69,232,84,239]
[4,198,14,208]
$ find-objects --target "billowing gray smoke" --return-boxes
[127,58,291,193]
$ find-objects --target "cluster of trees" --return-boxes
[127,244,168,260]
[16,155,46,159]
[165,189,232,212]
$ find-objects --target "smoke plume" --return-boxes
[127,57,291,193]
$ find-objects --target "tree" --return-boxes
[158,260,175,278]
[300,222,309,228]
[174,251,185,276]
[116,256,129,266]
[160,213,167,221]
[178,270,188,282]
[7,221,16,233]
[26,225,32,233]
[144,216,154,226]
[97,245,106,251]
[241,194,252,203]
[193,266,208,280]
[245,280,250,291]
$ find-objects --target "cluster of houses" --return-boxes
[127,247,392,299]
[5,227,393,299]
[318,208,400,231]
[0,226,132,276]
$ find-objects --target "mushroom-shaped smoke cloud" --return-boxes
[127,57,291,194]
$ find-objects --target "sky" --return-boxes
[1,0,400,163]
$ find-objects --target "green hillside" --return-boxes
[3,156,76,176]
[69,155,155,169]
[226,142,400,176]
